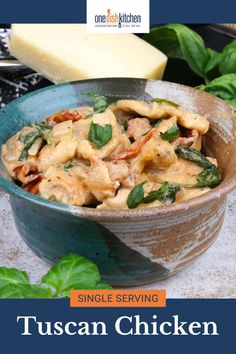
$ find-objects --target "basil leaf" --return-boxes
[219,40,236,75]
[42,254,102,297]
[95,283,113,290]
[175,146,222,188]
[160,125,180,141]
[81,91,108,118]
[175,146,213,168]
[144,24,210,79]
[204,48,222,82]
[127,181,145,209]
[197,73,236,107]
[0,267,29,290]
[0,284,52,299]
[197,166,222,188]
[64,161,75,171]
[88,122,112,148]
[143,182,181,205]
[19,128,43,161]
[152,97,179,107]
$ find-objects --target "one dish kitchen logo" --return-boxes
[87,0,150,33]
[95,8,142,28]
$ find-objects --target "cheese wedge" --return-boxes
[10,24,167,83]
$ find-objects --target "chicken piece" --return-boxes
[172,129,201,150]
[82,158,119,201]
[39,166,93,206]
[38,138,77,172]
[111,99,209,134]
[127,118,151,140]
[131,134,177,174]
[105,161,130,183]
[97,188,130,210]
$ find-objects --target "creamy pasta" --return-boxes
[1,95,222,209]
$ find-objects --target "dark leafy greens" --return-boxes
[143,24,236,106]
[152,97,179,107]
[18,123,51,161]
[127,181,146,209]
[81,91,109,118]
[175,146,222,188]
[0,254,111,299]
[197,73,236,107]
[160,125,180,141]
[88,121,112,148]
[127,181,180,209]
[143,182,181,205]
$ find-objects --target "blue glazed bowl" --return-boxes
[0,78,236,286]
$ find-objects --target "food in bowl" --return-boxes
[1,93,222,210]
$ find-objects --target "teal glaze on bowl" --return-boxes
[0,78,236,286]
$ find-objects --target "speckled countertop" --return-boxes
[0,189,235,298]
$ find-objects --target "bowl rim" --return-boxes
[1,77,236,221]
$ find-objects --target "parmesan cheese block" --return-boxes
[10,24,167,83]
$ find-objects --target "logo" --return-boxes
[87,0,150,33]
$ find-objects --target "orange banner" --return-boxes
[70,289,166,307]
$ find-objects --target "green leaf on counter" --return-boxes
[42,254,102,298]
[0,254,111,299]
[127,181,146,209]
[143,182,181,205]
[151,97,179,107]
[0,284,52,299]
[0,267,29,290]
[160,125,180,141]
[88,121,112,148]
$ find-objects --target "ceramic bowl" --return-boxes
[0,78,236,286]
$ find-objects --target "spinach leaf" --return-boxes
[127,181,180,208]
[143,182,181,205]
[81,91,109,118]
[219,40,236,75]
[197,166,222,188]
[42,254,102,297]
[64,161,75,171]
[127,181,146,209]
[0,267,29,290]
[0,284,52,299]
[175,146,213,168]
[88,122,112,148]
[143,24,210,80]
[197,73,236,107]
[19,129,43,161]
[160,125,180,141]
[175,146,222,188]
[152,97,179,107]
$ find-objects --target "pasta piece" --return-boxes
[38,138,77,172]
[82,158,120,201]
[97,188,130,210]
[111,100,209,134]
